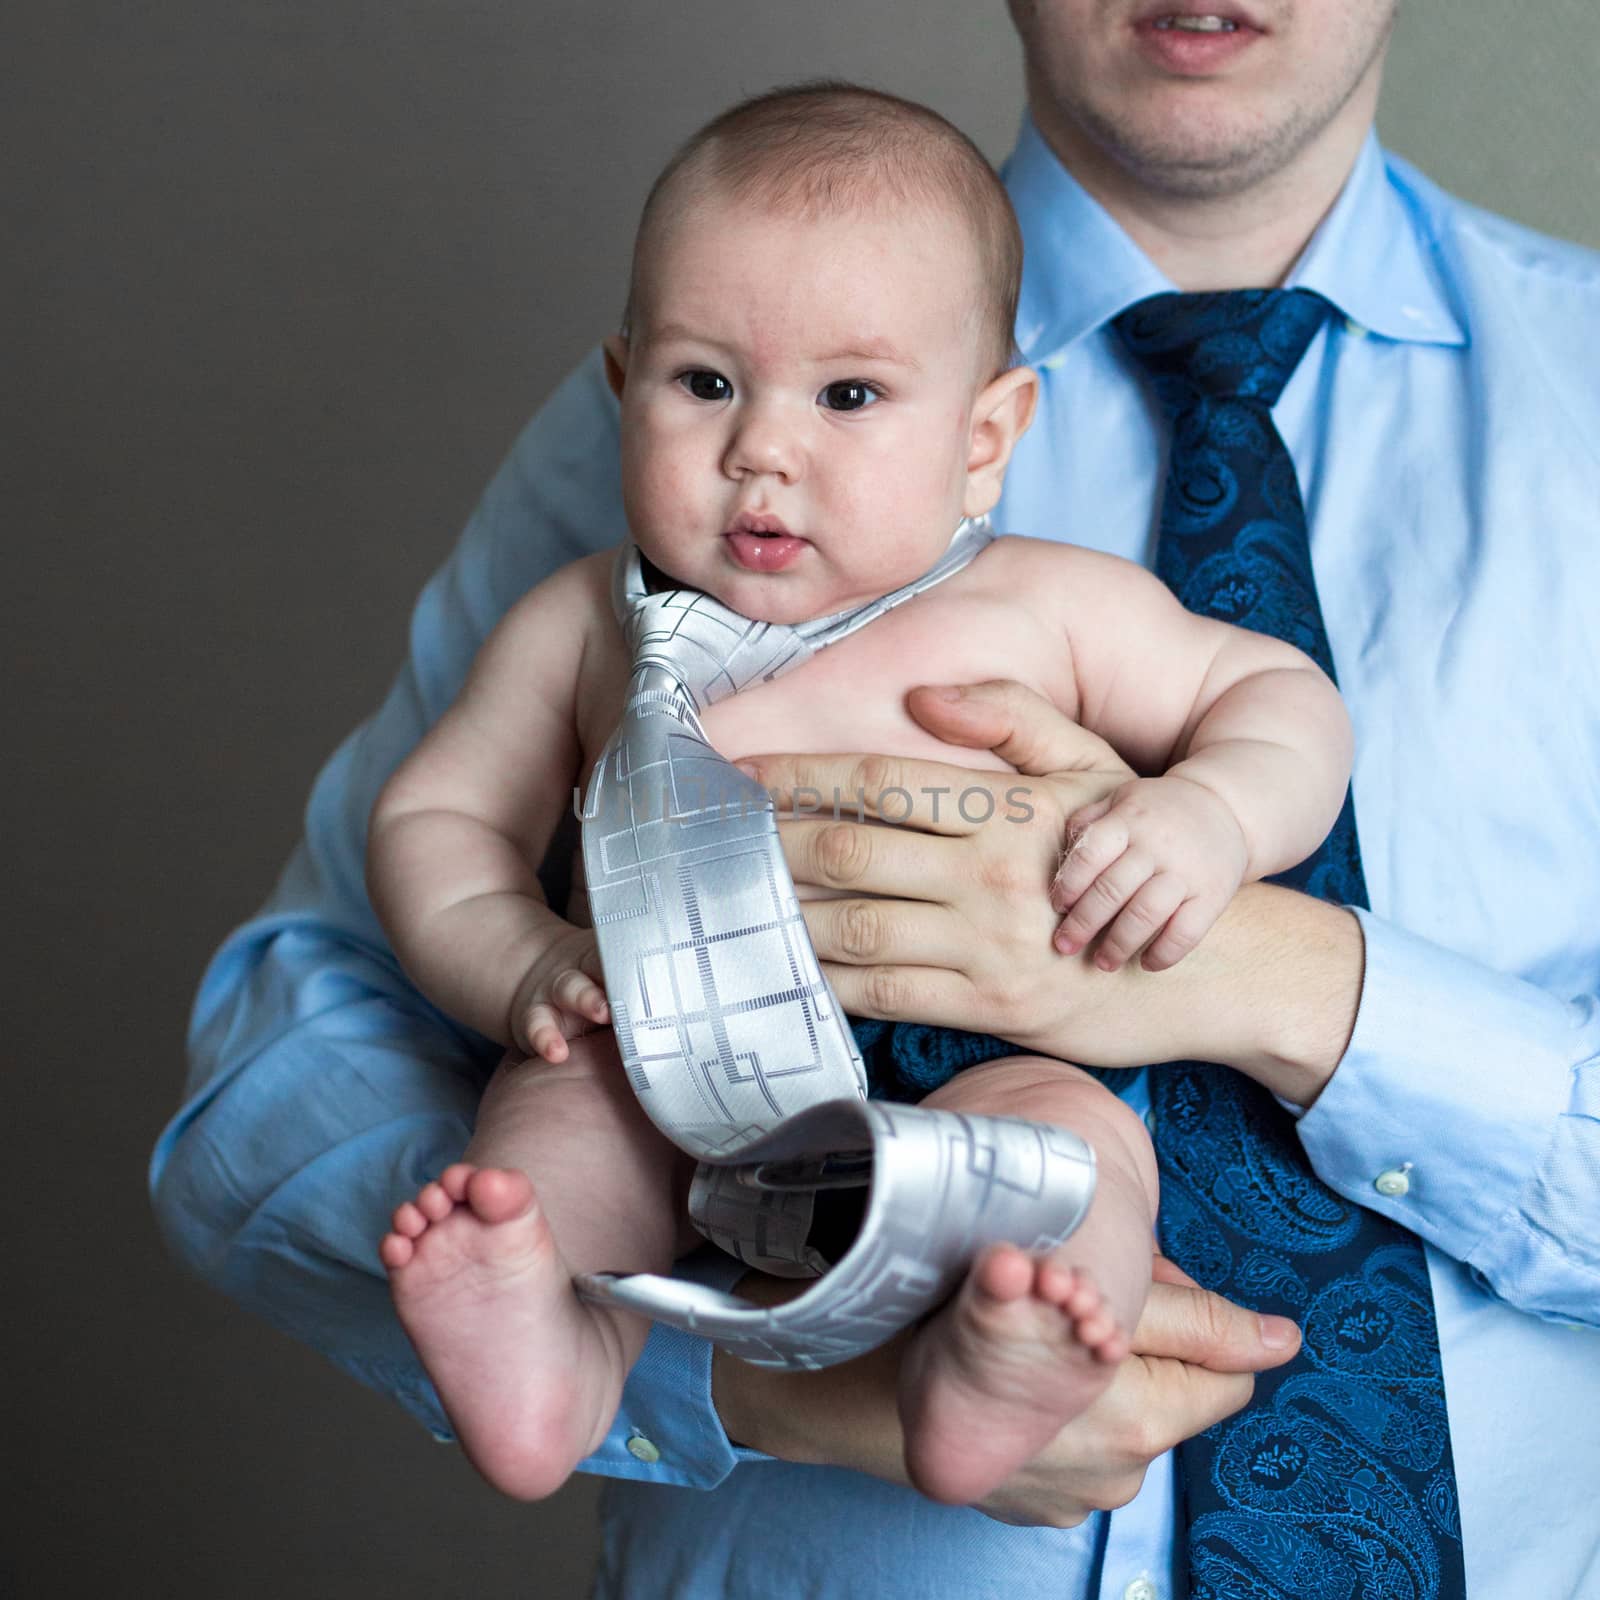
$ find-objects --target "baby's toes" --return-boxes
[438,1163,476,1202]
[379,1231,416,1271]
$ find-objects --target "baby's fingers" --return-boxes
[1094,872,1187,972]
[518,1001,573,1063]
[1140,896,1222,972]
[1053,849,1151,957]
[551,966,610,1025]
[1050,808,1130,914]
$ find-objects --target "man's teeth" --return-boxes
[1156,15,1239,31]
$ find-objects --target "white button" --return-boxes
[1374,1164,1412,1199]
[1123,1579,1159,1600]
[1343,316,1369,338]
[626,1434,661,1464]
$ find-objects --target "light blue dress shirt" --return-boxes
[151,117,1600,1597]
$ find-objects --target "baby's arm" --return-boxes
[1039,545,1353,971]
[366,554,610,1059]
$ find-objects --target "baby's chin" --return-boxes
[634,532,938,624]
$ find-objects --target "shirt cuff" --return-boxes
[1294,908,1576,1269]
[578,1247,768,1488]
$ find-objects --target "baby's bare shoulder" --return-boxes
[503,548,612,623]
[983,534,1174,617]
[464,548,616,708]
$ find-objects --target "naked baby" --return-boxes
[367,84,1352,1508]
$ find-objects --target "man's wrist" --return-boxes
[1185,884,1365,1107]
[710,1277,912,1481]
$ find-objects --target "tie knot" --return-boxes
[1112,288,1328,416]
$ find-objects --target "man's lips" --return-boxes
[1130,8,1264,73]
[1132,1,1264,31]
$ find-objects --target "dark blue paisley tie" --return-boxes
[1113,290,1466,1600]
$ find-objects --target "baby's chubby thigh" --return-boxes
[469,1032,701,1268]
[918,1053,1159,1222]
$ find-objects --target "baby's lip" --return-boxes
[726,511,794,538]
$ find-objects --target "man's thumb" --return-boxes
[1133,1277,1302,1374]
[905,680,1132,778]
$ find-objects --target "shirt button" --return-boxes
[1374,1164,1413,1198]
[1123,1579,1159,1600]
[1343,316,1369,338]
[626,1434,662,1464]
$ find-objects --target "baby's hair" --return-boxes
[622,80,1023,379]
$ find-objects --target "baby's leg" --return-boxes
[380,1033,696,1500]
[896,1055,1159,1505]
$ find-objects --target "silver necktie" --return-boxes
[575,518,1097,1369]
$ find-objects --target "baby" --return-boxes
[368,84,1351,1508]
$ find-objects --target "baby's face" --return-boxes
[610,188,998,624]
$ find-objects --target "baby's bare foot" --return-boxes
[898,1242,1130,1506]
[381,1163,631,1500]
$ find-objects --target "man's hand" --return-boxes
[737,680,1169,1065]
[714,1255,1301,1529]
[737,678,1363,1100]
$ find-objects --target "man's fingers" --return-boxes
[798,894,976,971]
[904,680,1135,778]
[1131,1279,1301,1373]
[1131,1356,1259,1447]
[812,955,983,1028]
[735,750,1028,838]
[776,816,963,900]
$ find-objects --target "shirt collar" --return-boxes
[1003,117,1465,366]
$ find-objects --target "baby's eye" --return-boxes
[819,381,880,413]
[679,369,732,402]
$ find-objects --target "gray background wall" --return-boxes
[7,3,1596,1596]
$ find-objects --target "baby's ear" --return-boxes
[602,335,630,400]
[963,366,1039,517]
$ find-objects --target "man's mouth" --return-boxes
[1154,14,1238,30]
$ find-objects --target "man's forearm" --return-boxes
[1035,883,1364,1105]
[1180,883,1365,1107]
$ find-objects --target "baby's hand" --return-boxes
[1049,775,1248,972]
[507,925,610,1062]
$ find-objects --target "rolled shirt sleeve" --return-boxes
[1294,907,1600,1325]
[150,350,754,1486]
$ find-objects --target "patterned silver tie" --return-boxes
[575,518,1097,1369]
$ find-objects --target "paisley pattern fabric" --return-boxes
[848,1015,1025,1101]
[1114,290,1465,1599]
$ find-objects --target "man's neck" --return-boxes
[1030,93,1377,291]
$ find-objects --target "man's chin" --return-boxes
[1087,104,1314,199]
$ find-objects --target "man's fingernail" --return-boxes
[925,685,963,701]
[735,760,760,778]
[1259,1315,1298,1349]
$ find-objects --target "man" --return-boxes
[152,2,1600,1594]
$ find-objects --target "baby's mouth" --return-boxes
[726,512,793,539]
[725,515,809,573]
